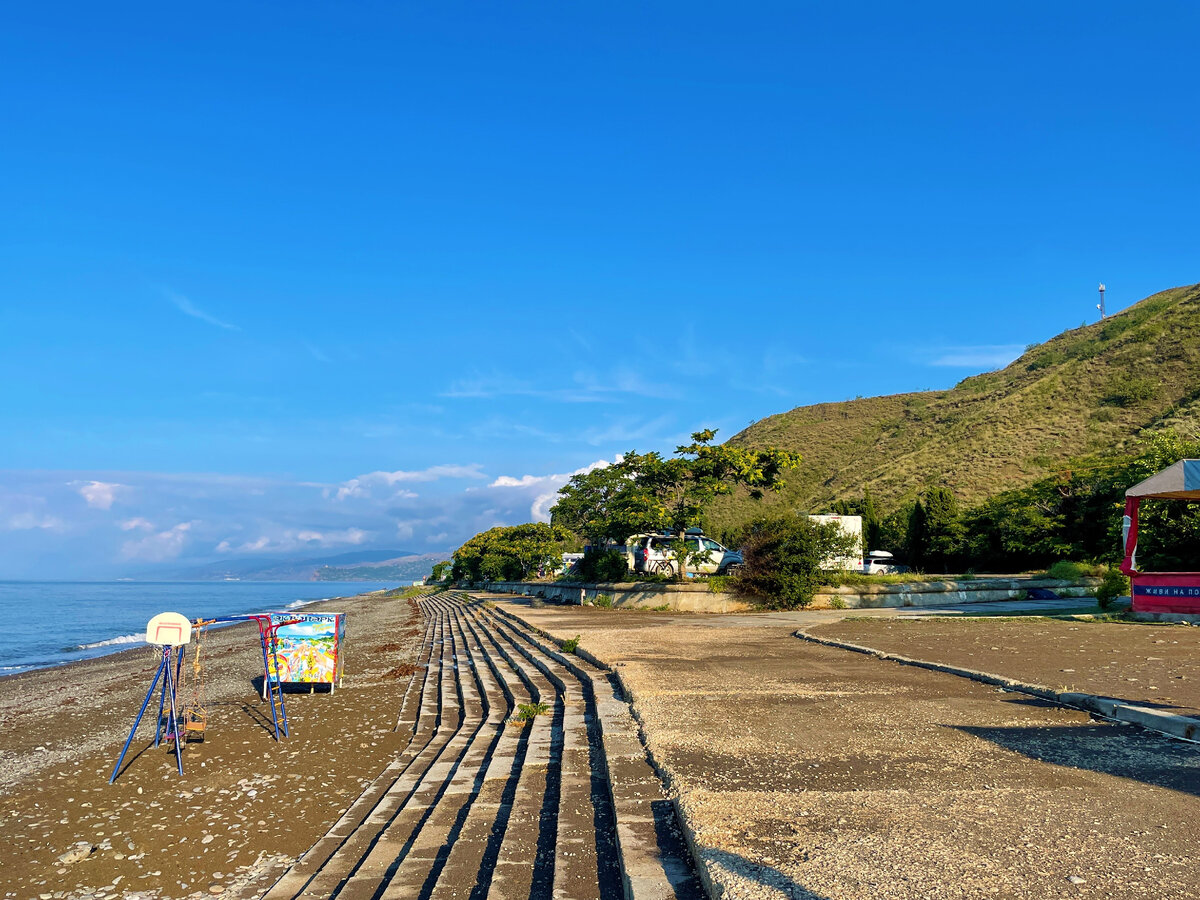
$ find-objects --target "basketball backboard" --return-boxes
[146,612,192,646]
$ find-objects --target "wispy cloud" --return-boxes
[215,527,368,555]
[303,341,332,363]
[332,464,487,501]
[121,521,194,561]
[166,290,239,331]
[926,344,1025,368]
[7,512,64,531]
[442,367,676,403]
[581,415,677,447]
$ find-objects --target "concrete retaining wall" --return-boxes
[479,576,1099,613]
[815,577,1098,609]
[482,580,752,612]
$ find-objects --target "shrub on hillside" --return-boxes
[731,515,856,610]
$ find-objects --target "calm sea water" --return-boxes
[0,581,396,675]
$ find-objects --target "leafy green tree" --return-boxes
[636,430,802,539]
[451,523,571,583]
[429,560,452,582]
[550,430,802,580]
[549,456,661,544]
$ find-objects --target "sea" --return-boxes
[0,581,397,676]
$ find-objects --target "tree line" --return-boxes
[819,431,1200,573]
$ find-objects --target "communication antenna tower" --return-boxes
[1097,283,1106,319]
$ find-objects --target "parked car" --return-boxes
[862,550,907,575]
[627,530,743,577]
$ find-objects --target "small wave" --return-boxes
[75,633,143,650]
[285,597,327,609]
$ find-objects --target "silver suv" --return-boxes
[628,531,743,577]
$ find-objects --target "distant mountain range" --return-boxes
[140,549,444,583]
[707,282,1200,532]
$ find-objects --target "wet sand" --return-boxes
[0,589,423,900]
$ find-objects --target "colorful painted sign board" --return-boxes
[267,612,346,687]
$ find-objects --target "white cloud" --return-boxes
[76,480,122,510]
[166,290,239,331]
[216,527,369,554]
[927,345,1025,368]
[7,513,64,531]
[333,464,486,501]
[487,457,615,522]
[121,522,194,561]
[120,517,154,531]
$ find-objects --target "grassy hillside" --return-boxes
[708,283,1200,532]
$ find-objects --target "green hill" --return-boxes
[708,282,1200,532]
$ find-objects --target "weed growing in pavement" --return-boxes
[562,634,581,653]
[594,594,614,608]
[512,701,550,724]
[829,597,847,610]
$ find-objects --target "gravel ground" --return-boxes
[809,617,1200,717]
[0,590,423,900]
[496,600,1200,900]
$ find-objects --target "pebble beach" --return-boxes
[0,590,422,900]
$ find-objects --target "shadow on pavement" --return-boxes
[952,722,1200,798]
[692,846,834,900]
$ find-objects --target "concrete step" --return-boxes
[260,591,703,900]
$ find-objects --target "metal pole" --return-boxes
[258,624,282,741]
[270,626,290,738]
[154,650,170,747]
[164,647,184,776]
[1098,283,1106,319]
[109,649,168,783]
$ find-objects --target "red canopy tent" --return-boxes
[1121,459,1200,614]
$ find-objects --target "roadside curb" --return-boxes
[792,628,1200,743]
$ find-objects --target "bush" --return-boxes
[1045,560,1098,580]
[562,634,581,653]
[1095,569,1130,609]
[1100,376,1156,408]
[707,575,733,594]
[731,514,857,610]
[568,548,630,583]
[593,593,614,608]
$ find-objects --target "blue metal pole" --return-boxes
[110,649,167,784]
[164,647,184,776]
[153,652,170,747]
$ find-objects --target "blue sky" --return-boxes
[2,2,1198,577]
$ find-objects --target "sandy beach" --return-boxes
[0,589,423,900]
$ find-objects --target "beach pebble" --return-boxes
[201,835,214,844]
[208,885,226,895]
[1067,875,1086,884]
[56,842,94,864]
